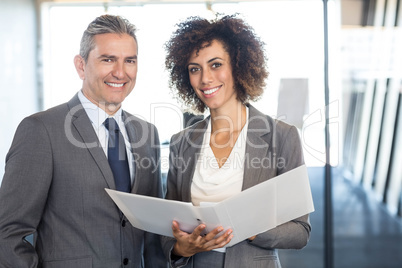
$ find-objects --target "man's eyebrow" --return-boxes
[97,55,137,59]
[98,54,116,59]
[126,55,137,60]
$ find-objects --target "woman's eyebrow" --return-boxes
[188,57,223,66]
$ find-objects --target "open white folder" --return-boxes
[105,164,314,247]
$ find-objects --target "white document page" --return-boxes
[105,164,314,247]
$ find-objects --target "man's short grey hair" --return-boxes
[79,14,137,62]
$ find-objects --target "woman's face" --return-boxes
[187,40,237,112]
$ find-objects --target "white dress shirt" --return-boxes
[78,90,135,186]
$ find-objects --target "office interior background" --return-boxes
[1,0,401,267]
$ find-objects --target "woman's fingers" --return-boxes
[203,226,224,241]
[171,221,186,238]
[203,228,233,249]
[171,221,234,256]
[190,223,206,239]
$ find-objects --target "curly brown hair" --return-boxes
[164,13,269,113]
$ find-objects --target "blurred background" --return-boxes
[1,0,401,267]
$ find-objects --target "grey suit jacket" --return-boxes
[161,105,311,268]
[0,94,167,268]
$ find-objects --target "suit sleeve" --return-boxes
[160,134,191,268]
[0,116,53,267]
[248,125,311,250]
[143,124,169,267]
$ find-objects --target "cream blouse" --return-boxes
[191,107,249,206]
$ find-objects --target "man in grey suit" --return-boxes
[0,15,167,267]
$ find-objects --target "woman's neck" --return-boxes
[210,101,247,133]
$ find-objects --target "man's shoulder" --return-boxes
[123,110,156,129]
[28,102,70,122]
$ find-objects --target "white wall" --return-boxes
[0,0,38,182]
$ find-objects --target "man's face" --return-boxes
[75,33,138,114]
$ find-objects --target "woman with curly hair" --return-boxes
[161,14,311,268]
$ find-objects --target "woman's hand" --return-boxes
[171,220,233,257]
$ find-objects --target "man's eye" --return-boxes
[126,59,136,64]
[103,59,113,63]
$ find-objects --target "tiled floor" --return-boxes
[279,167,402,268]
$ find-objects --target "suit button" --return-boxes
[123,258,129,265]
[122,220,126,227]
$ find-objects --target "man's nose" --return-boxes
[112,62,125,79]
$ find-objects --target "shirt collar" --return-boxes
[78,90,123,129]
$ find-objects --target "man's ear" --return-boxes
[74,55,85,80]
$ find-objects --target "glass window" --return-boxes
[41,1,334,167]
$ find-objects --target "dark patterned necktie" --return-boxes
[104,118,131,193]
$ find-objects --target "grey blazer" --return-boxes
[0,94,167,268]
[161,105,311,268]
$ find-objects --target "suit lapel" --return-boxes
[242,105,271,190]
[179,107,272,195]
[180,118,209,202]
[67,94,116,189]
[123,111,143,193]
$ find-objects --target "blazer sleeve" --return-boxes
[143,124,169,268]
[248,125,311,250]
[160,135,191,268]
[0,116,53,267]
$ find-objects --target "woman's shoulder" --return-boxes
[174,116,209,135]
[169,115,210,145]
[248,104,298,136]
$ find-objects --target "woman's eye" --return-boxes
[212,62,222,68]
[189,67,200,73]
